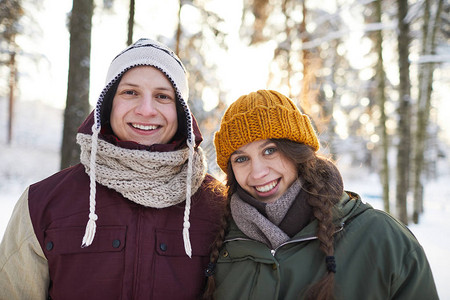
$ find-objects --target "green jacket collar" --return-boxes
[225,191,372,244]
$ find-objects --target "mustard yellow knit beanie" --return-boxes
[214,90,319,172]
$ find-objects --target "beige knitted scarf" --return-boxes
[77,133,206,208]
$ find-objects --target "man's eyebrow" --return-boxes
[118,81,139,87]
[154,87,175,92]
[117,83,174,93]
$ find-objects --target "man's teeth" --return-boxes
[255,180,277,193]
[132,124,158,130]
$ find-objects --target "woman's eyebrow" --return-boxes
[259,140,275,149]
[230,149,246,159]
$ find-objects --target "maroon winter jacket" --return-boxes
[28,112,225,300]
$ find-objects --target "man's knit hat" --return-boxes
[82,38,197,257]
[96,38,189,125]
[214,90,319,172]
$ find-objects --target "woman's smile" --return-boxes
[254,179,279,193]
[231,139,298,203]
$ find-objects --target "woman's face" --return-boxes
[110,66,178,146]
[230,139,298,203]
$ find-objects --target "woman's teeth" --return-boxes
[255,180,277,193]
[132,123,158,130]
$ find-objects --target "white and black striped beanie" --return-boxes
[82,38,197,258]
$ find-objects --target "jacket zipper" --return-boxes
[224,223,345,257]
[271,223,345,256]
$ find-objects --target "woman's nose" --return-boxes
[250,159,269,179]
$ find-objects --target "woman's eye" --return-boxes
[234,156,248,163]
[264,147,276,155]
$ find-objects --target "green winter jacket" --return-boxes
[214,192,438,300]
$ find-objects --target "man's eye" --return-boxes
[123,90,136,95]
[156,94,173,101]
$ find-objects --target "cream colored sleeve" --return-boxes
[0,187,49,300]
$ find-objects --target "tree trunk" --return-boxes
[7,50,16,144]
[374,0,390,212]
[326,41,339,160]
[395,0,412,225]
[412,0,443,224]
[282,0,293,97]
[127,0,135,46]
[300,0,311,110]
[175,0,182,56]
[60,0,93,169]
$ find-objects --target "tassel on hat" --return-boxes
[81,124,100,248]
[182,133,196,258]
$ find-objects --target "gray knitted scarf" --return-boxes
[230,179,302,249]
[77,133,206,208]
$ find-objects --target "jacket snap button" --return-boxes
[272,263,277,270]
[112,239,121,248]
[222,250,229,258]
[46,241,54,251]
[160,243,167,252]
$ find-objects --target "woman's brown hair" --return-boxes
[203,139,343,300]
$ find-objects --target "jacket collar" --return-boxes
[225,191,372,244]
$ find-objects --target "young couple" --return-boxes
[0,38,438,300]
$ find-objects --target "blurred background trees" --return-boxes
[60,0,93,169]
[0,0,23,145]
[0,0,42,143]
[1,0,449,224]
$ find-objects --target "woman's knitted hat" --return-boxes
[82,38,197,257]
[214,90,319,172]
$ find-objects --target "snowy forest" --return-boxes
[1,0,450,297]
[1,1,450,226]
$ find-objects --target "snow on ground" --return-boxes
[1,100,449,299]
[0,100,63,238]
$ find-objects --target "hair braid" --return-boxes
[273,140,343,300]
[299,158,343,300]
[202,166,236,300]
